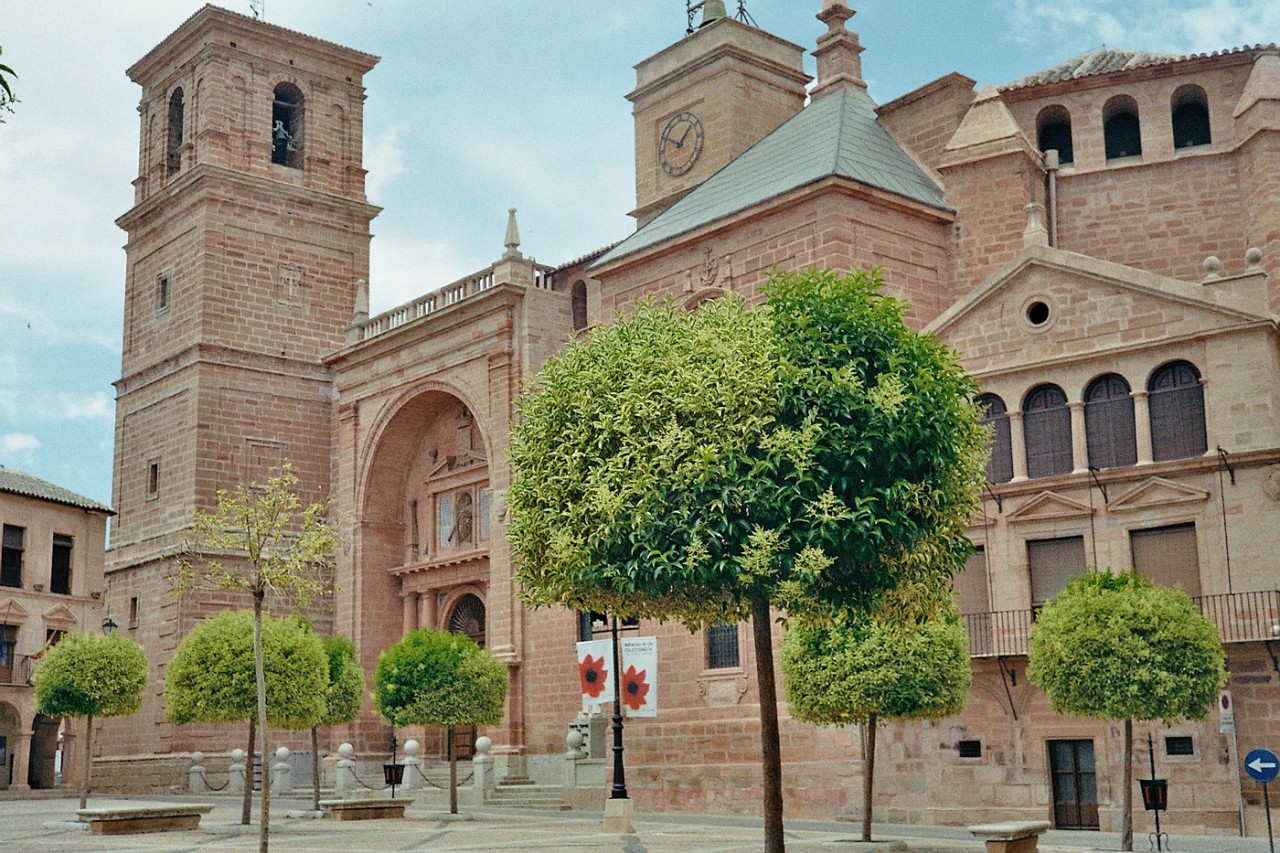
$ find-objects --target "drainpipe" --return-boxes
[1044,149,1060,248]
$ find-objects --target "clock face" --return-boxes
[659,111,705,177]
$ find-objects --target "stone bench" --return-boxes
[76,802,215,835]
[967,821,1052,853]
[319,797,413,821]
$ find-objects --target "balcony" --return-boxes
[962,590,1280,659]
[0,654,33,686]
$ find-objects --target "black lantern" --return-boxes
[1140,777,1168,812]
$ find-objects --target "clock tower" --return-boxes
[629,10,810,226]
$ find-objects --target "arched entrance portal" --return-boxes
[28,713,59,789]
[446,593,486,759]
[0,703,16,788]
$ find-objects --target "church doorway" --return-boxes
[445,593,486,759]
[28,714,59,789]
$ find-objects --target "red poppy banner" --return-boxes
[620,636,658,718]
[576,639,613,710]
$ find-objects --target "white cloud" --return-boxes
[0,434,41,466]
[1010,0,1280,53]
[368,238,480,315]
[366,124,409,203]
[59,392,114,421]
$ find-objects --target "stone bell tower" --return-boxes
[628,2,810,226]
[106,6,378,755]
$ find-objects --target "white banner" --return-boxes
[576,639,613,710]
[620,636,658,718]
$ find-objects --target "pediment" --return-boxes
[1007,490,1094,523]
[1109,477,1211,513]
[0,599,29,625]
[427,449,487,480]
[968,508,1000,530]
[926,245,1266,346]
[42,603,79,628]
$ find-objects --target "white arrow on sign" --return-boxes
[1249,756,1278,774]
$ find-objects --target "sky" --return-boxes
[2,0,1278,507]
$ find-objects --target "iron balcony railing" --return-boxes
[0,654,33,686]
[962,589,1280,658]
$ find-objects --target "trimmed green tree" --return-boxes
[373,629,509,814]
[31,631,148,808]
[312,635,365,811]
[1028,570,1226,851]
[509,269,987,852]
[172,462,339,852]
[165,611,327,829]
[781,607,970,842]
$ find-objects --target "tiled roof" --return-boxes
[1001,48,1185,90]
[594,86,950,267]
[0,467,113,513]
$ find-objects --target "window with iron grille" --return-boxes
[1084,374,1136,469]
[706,621,740,669]
[1,526,23,588]
[50,534,72,595]
[1165,736,1194,756]
[958,740,982,758]
[1148,361,1207,462]
[977,394,1013,483]
[1023,384,1072,478]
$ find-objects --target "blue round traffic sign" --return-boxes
[1246,748,1280,783]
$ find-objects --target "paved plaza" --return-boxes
[0,793,1275,853]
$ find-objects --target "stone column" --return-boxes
[1132,391,1153,464]
[10,731,31,792]
[1069,401,1088,473]
[422,590,437,630]
[1009,411,1029,482]
[401,592,418,635]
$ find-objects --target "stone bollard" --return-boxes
[188,751,207,792]
[335,743,356,793]
[401,739,422,792]
[472,736,495,801]
[271,747,292,794]
[563,730,585,805]
[228,748,247,793]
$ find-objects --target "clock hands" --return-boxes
[662,121,694,149]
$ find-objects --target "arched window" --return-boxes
[1103,95,1142,160]
[571,280,588,331]
[1023,384,1072,478]
[166,87,184,177]
[1084,374,1136,469]
[1036,105,1074,165]
[1171,84,1211,148]
[1148,360,1207,461]
[271,83,304,168]
[977,393,1013,483]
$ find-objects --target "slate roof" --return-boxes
[1001,48,1183,90]
[594,86,950,267]
[0,467,113,513]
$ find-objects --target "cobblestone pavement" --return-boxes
[0,793,1274,852]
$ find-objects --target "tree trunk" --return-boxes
[862,712,877,843]
[311,726,320,813]
[254,594,271,853]
[242,718,254,825]
[1122,718,1133,851]
[79,713,92,810]
[750,593,785,853]
[449,726,459,815]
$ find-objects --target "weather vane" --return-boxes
[686,1,756,34]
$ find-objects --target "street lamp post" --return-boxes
[609,615,627,799]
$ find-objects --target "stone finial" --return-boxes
[811,2,866,99]
[1023,202,1049,248]
[1246,247,1266,274]
[503,208,522,259]
[1203,255,1223,282]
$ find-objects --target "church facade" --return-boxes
[100,1,1280,836]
